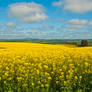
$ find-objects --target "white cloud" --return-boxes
[43,24,54,29]
[88,21,92,26]
[6,22,16,27]
[21,13,47,23]
[64,0,92,13]
[0,24,2,28]
[8,2,47,23]
[64,19,89,31]
[53,0,92,13]
[67,25,85,30]
[69,19,88,25]
[52,0,63,7]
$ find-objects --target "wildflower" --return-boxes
[41,84,44,88]
[0,77,1,80]
[45,84,49,87]
[4,81,6,84]
[79,76,82,79]
[56,81,59,84]
[32,82,34,86]
[22,83,28,87]
[48,76,52,80]
[74,76,78,80]
[38,81,41,84]
[44,65,48,69]
[85,62,89,67]
[6,67,9,70]
[64,81,67,86]
[4,72,8,77]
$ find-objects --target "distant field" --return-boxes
[0,39,92,46]
[0,42,91,92]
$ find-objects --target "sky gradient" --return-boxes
[0,0,92,39]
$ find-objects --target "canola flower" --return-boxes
[0,42,92,92]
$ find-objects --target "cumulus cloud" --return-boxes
[0,24,2,28]
[67,25,85,30]
[88,21,92,26]
[69,19,92,27]
[20,13,47,23]
[69,19,88,25]
[8,2,47,23]
[43,24,54,29]
[53,0,92,13]
[64,0,92,13]
[52,0,63,7]
[6,22,16,27]
[62,19,90,31]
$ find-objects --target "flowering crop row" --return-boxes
[0,42,91,92]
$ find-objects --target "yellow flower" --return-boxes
[63,65,67,70]
[36,70,39,74]
[32,82,34,86]
[56,81,59,84]
[0,77,1,80]
[51,72,54,75]
[22,83,28,87]
[6,67,9,70]
[64,81,67,86]
[85,62,89,67]
[4,72,8,77]
[4,81,6,84]
[45,84,49,87]
[79,76,82,79]
[74,76,78,80]
[0,42,91,90]
[61,72,64,75]
[44,65,48,69]
[41,84,44,88]
[8,77,12,81]
[48,76,52,80]
[38,81,41,84]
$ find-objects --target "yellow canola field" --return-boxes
[0,42,92,92]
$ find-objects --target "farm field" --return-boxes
[0,42,92,92]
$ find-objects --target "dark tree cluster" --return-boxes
[81,40,88,46]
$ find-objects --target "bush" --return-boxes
[81,40,88,47]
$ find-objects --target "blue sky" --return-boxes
[0,0,92,39]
